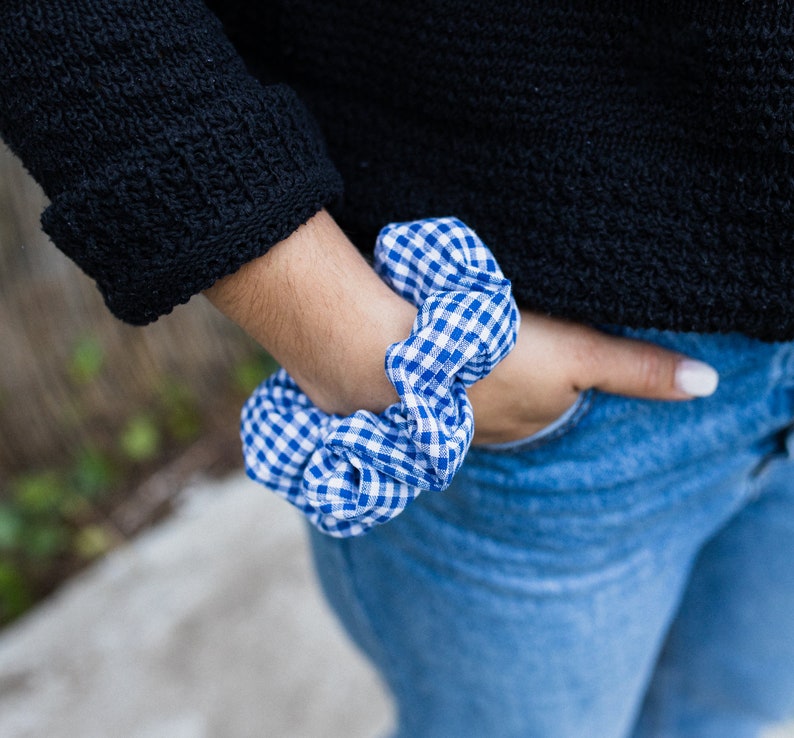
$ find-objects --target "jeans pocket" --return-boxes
[473,389,595,455]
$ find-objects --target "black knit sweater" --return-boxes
[1,1,793,339]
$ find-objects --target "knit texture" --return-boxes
[3,1,794,337]
[0,0,341,324]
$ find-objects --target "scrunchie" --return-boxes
[241,217,519,536]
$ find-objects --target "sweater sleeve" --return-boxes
[0,0,343,325]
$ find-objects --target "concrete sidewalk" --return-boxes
[4,473,793,738]
[0,474,394,738]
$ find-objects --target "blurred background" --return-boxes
[0,144,393,737]
[0,142,275,624]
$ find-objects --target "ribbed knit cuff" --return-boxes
[40,85,342,324]
[1,0,343,324]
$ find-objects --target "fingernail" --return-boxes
[675,359,719,397]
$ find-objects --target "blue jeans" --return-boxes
[309,329,794,737]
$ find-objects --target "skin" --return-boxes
[205,209,704,445]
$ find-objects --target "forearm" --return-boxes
[204,210,417,415]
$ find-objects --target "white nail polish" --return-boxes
[675,359,719,397]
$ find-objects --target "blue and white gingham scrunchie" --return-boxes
[241,217,519,537]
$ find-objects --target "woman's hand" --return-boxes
[205,210,717,447]
[467,312,719,445]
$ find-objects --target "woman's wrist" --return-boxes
[204,210,416,415]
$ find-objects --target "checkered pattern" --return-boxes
[241,217,519,537]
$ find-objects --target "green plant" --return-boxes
[0,561,32,622]
[0,503,23,550]
[71,448,118,500]
[158,379,201,442]
[0,345,271,627]
[233,350,279,394]
[119,414,161,461]
[0,464,119,626]
[67,335,105,385]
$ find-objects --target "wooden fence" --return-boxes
[0,144,258,476]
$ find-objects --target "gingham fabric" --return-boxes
[241,217,520,536]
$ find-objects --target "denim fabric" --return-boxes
[309,330,794,738]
